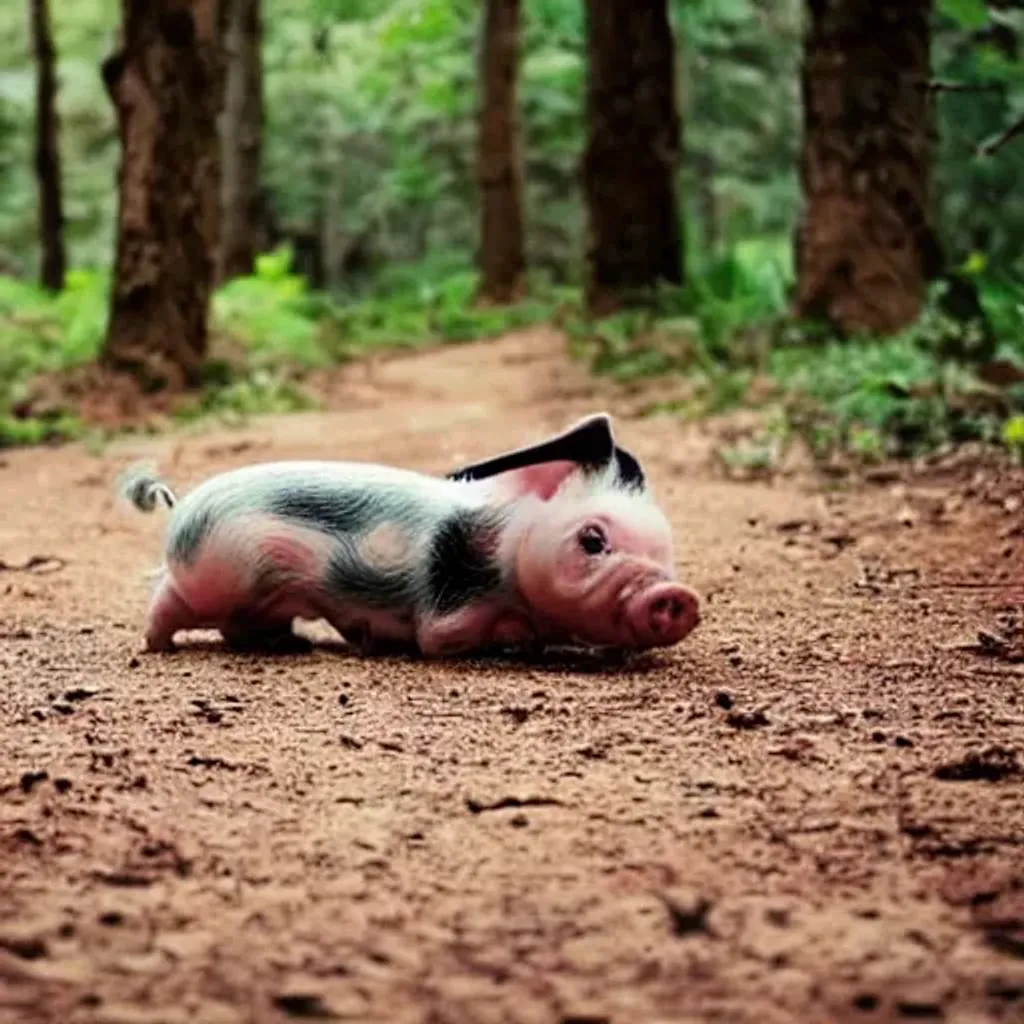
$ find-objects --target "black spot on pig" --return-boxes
[324,548,415,610]
[267,486,378,538]
[169,506,215,565]
[427,510,504,616]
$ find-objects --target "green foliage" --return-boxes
[213,246,331,369]
[932,3,1024,275]
[0,0,802,289]
[2,0,1024,468]
[565,236,791,384]
[0,269,109,409]
[0,245,564,446]
[0,0,119,274]
[0,0,1022,291]
[938,0,990,32]
[767,328,997,462]
[174,367,317,428]
[674,0,803,249]
[571,238,1024,465]
[1,0,1021,297]
[1002,414,1024,460]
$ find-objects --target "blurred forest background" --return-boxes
[3,0,1024,469]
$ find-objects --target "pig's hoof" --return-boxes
[340,621,374,656]
[417,641,462,660]
[144,633,177,653]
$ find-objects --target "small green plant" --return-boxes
[570,238,1024,467]
[1002,414,1024,462]
[0,269,109,408]
[174,368,317,428]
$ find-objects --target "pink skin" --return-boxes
[143,525,324,652]
[144,521,537,658]
[472,453,702,652]
[416,602,537,659]
[623,580,701,648]
[145,451,698,657]
[144,577,207,652]
[513,506,701,651]
[144,572,319,654]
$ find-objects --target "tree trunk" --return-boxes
[476,0,526,304]
[217,0,264,282]
[794,0,941,335]
[30,0,66,292]
[581,0,684,316]
[100,0,225,391]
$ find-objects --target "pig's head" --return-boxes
[487,451,701,651]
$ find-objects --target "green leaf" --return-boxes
[938,0,989,30]
[1002,414,1024,450]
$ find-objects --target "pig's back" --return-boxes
[158,460,498,623]
[165,460,463,561]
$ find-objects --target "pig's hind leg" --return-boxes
[217,528,332,654]
[221,614,313,655]
[220,588,315,655]
[144,576,206,652]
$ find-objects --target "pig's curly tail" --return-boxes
[117,462,177,513]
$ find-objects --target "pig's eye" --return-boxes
[577,524,608,556]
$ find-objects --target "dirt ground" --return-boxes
[1,328,1023,1024]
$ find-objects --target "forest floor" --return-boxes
[1,327,1024,1024]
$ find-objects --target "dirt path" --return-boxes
[2,329,1023,1024]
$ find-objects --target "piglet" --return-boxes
[119,413,700,658]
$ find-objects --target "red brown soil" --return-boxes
[2,329,1023,1024]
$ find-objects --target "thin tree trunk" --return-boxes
[581,0,684,316]
[100,0,225,390]
[29,0,66,292]
[794,0,941,335]
[218,0,264,282]
[476,0,526,304]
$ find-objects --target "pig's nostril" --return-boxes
[649,594,685,634]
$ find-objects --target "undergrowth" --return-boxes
[0,245,564,446]
[565,239,1024,469]
[3,238,1024,469]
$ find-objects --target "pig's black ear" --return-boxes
[613,445,646,492]
[448,413,648,493]
[447,413,619,483]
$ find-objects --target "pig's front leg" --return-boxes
[337,618,419,658]
[416,603,540,659]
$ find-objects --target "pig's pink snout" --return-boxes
[627,581,700,648]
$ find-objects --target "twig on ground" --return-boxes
[0,555,67,574]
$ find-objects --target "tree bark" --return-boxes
[794,0,941,336]
[30,0,66,292]
[100,0,225,391]
[476,0,526,304]
[581,0,684,316]
[217,0,264,282]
